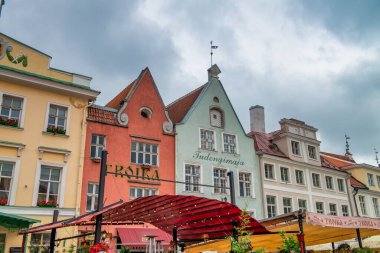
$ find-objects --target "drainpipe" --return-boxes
[352,188,363,248]
[256,151,266,218]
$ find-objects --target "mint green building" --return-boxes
[167,65,263,218]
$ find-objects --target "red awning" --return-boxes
[117,228,172,246]
[100,195,269,242]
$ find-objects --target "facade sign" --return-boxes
[108,164,160,181]
[193,151,245,167]
[307,212,380,229]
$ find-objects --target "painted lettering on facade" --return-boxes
[107,164,160,181]
[193,151,245,167]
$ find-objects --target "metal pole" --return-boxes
[356,229,363,248]
[94,150,108,244]
[232,220,238,240]
[172,228,178,253]
[297,213,306,253]
[21,233,27,253]
[49,210,59,253]
[227,171,236,205]
[331,242,335,253]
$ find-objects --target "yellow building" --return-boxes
[0,33,99,252]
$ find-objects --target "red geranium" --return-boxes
[89,242,110,253]
[37,200,59,208]
[0,199,7,206]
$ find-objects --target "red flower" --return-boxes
[0,199,7,205]
[90,242,110,253]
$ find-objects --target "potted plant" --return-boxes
[277,232,300,253]
[0,199,7,206]
[0,117,18,127]
[89,242,109,253]
[228,210,254,253]
[37,200,59,208]
[47,126,66,135]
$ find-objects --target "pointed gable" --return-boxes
[166,85,205,124]
[105,80,135,109]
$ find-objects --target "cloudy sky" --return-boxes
[1,0,380,164]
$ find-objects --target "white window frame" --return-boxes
[199,128,216,151]
[131,141,159,167]
[297,198,308,212]
[311,173,322,189]
[90,134,106,159]
[32,161,67,207]
[86,182,99,211]
[358,195,367,216]
[0,157,20,206]
[341,204,349,217]
[280,166,291,183]
[129,187,158,200]
[283,197,293,214]
[266,195,277,218]
[44,102,71,135]
[307,145,317,160]
[213,167,228,194]
[221,132,238,154]
[291,140,301,156]
[0,91,27,128]
[263,162,276,181]
[329,203,337,216]
[372,197,380,217]
[184,163,202,193]
[368,173,375,186]
[325,175,334,191]
[209,108,224,128]
[295,169,305,185]
[337,178,346,193]
[238,171,252,198]
[316,201,325,214]
[376,175,380,188]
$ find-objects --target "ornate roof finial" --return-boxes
[375,148,379,168]
[345,134,352,158]
[210,40,218,67]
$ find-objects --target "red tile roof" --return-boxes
[320,155,343,172]
[349,176,368,189]
[87,106,120,126]
[117,228,172,247]
[105,80,135,109]
[248,131,288,158]
[166,85,205,124]
[320,151,356,163]
[320,153,355,168]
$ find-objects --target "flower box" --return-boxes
[46,126,66,135]
[90,242,110,253]
[0,199,8,206]
[37,200,59,208]
[0,117,18,127]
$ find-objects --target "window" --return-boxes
[266,195,276,218]
[223,133,237,154]
[298,199,307,212]
[210,108,223,128]
[316,202,324,214]
[264,164,275,180]
[373,198,380,217]
[213,168,227,194]
[291,141,300,155]
[0,161,14,203]
[308,145,317,159]
[325,176,334,190]
[185,164,200,192]
[280,167,290,183]
[283,197,292,214]
[312,173,321,188]
[129,187,157,199]
[368,173,374,186]
[337,178,345,192]
[358,195,367,215]
[377,175,380,188]
[239,172,251,197]
[47,104,68,132]
[329,203,337,216]
[37,166,61,203]
[0,94,23,127]
[295,170,305,185]
[140,107,152,119]
[90,135,105,159]
[0,234,5,253]
[131,141,158,166]
[200,129,215,150]
[86,183,99,211]
[30,233,50,253]
[341,205,349,217]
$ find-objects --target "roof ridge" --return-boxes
[167,84,205,108]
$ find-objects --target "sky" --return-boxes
[1,0,380,165]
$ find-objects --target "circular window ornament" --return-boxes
[213,97,219,103]
[140,107,152,119]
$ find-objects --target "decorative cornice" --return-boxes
[273,131,321,145]
[0,140,25,157]
[38,146,71,163]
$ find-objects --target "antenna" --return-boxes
[210,40,218,66]
[375,148,379,167]
[345,134,351,156]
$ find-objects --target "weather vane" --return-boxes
[345,134,351,156]
[210,40,218,66]
[375,148,379,167]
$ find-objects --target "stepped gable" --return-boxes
[166,85,205,124]
[248,130,288,158]
[105,80,135,109]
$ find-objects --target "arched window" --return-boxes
[210,108,224,128]
[140,107,152,119]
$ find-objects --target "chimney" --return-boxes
[250,105,265,133]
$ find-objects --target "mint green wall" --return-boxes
[174,76,264,218]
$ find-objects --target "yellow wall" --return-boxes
[349,167,380,192]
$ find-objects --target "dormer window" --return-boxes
[140,107,152,119]
[308,145,317,159]
[291,141,301,156]
[210,108,224,128]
